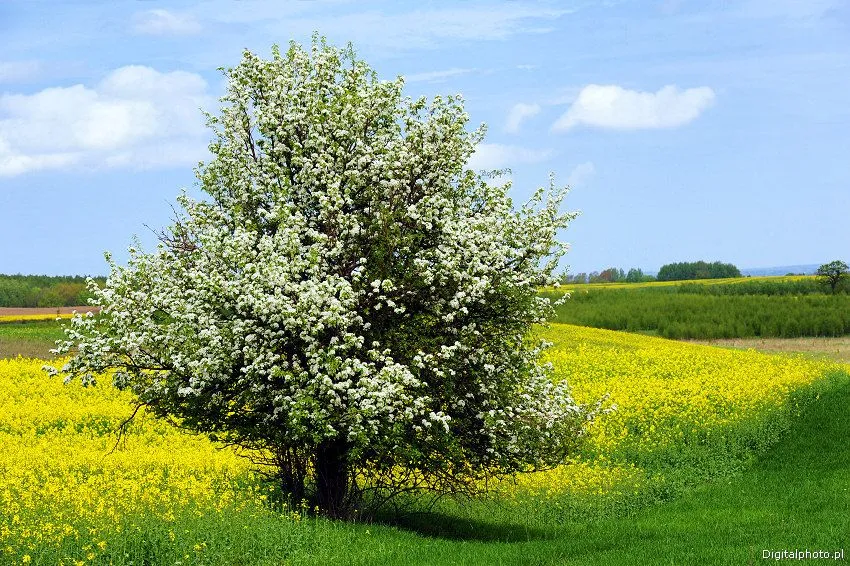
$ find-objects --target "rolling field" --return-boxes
[0,307,99,321]
[0,309,98,359]
[0,320,67,360]
[692,336,850,364]
[543,277,850,340]
[1,322,846,565]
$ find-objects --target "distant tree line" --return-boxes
[560,267,656,284]
[656,261,741,281]
[561,260,743,285]
[0,274,105,308]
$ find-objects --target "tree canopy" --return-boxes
[816,260,849,294]
[656,261,741,281]
[0,274,105,308]
[51,36,601,519]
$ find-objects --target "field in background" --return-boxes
[0,320,66,359]
[0,308,99,360]
[0,307,98,325]
[543,276,849,340]
[0,306,98,317]
[692,336,850,364]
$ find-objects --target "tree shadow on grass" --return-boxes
[371,508,555,542]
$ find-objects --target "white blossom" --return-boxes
[52,35,601,518]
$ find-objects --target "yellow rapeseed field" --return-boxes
[0,323,841,562]
[0,314,75,323]
[0,359,275,564]
[497,324,840,502]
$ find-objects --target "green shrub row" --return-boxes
[545,287,850,339]
[678,278,844,296]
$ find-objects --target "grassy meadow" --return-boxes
[1,315,848,565]
[690,336,850,364]
[543,276,850,339]
[0,320,66,360]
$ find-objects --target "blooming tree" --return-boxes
[52,36,600,519]
[816,260,849,294]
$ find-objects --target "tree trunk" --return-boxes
[315,438,352,519]
[275,445,307,508]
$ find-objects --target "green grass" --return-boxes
[540,276,849,340]
[541,379,850,565]
[27,372,850,565]
[0,320,64,359]
[544,286,850,339]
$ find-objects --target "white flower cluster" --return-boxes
[52,36,595,488]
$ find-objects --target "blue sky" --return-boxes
[1,0,848,276]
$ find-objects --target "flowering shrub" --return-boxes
[50,35,594,518]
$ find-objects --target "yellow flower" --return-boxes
[495,324,839,499]
[0,325,840,555]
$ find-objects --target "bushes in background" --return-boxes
[0,275,105,307]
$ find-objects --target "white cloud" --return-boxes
[0,66,212,176]
[228,4,572,49]
[0,61,41,83]
[566,162,595,187]
[404,68,475,83]
[552,84,715,132]
[467,143,553,171]
[0,136,79,176]
[133,9,202,35]
[504,103,541,133]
